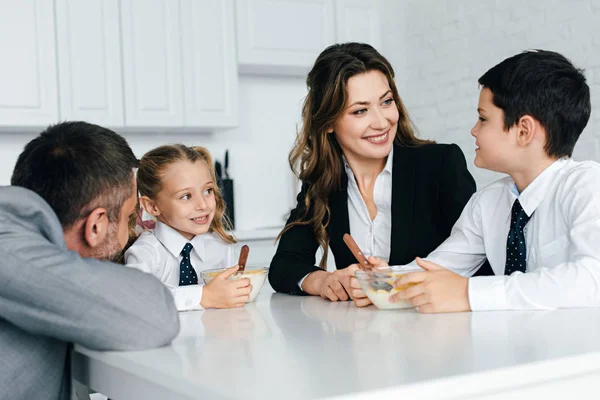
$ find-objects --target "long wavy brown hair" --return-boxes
[135,144,236,245]
[279,42,433,268]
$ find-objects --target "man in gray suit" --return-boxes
[0,121,180,400]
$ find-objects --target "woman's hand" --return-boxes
[302,265,359,301]
[200,265,253,309]
[349,256,388,307]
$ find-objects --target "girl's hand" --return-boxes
[200,265,252,309]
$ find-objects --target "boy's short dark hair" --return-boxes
[11,121,138,228]
[478,50,590,158]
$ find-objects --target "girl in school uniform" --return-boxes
[125,144,252,310]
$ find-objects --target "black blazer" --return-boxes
[269,143,493,295]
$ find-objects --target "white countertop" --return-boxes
[74,286,600,400]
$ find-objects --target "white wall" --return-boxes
[383,0,600,187]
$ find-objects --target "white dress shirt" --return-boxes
[345,147,393,262]
[125,221,235,311]
[298,149,393,288]
[413,158,600,311]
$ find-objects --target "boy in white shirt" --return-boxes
[350,49,600,312]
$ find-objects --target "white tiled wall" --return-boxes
[382,0,600,187]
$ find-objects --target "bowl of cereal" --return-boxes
[200,266,268,303]
[354,266,422,310]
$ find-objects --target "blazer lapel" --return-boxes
[328,173,354,266]
[389,145,416,264]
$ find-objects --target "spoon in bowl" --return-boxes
[236,245,250,275]
[342,234,393,292]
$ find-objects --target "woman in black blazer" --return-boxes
[269,43,492,300]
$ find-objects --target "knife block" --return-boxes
[220,178,235,229]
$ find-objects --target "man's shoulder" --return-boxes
[0,186,56,217]
[0,186,64,246]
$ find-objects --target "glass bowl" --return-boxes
[199,266,268,303]
[354,266,423,310]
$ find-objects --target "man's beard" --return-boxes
[89,222,123,262]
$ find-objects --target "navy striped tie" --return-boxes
[505,199,531,275]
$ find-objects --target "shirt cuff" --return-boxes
[171,285,205,311]
[298,273,311,291]
[468,276,509,311]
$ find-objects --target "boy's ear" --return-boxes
[516,115,538,147]
[83,208,109,248]
[140,196,161,217]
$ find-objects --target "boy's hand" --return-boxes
[200,265,252,309]
[349,256,387,307]
[390,257,471,313]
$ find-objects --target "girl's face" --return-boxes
[330,70,399,165]
[145,160,217,240]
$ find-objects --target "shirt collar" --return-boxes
[343,146,394,178]
[510,158,570,217]
[154,221,205,261]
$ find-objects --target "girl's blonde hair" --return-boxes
[135,144,235,244]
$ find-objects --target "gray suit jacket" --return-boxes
[0,186,180,400]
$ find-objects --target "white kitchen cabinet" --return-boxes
[335,0,382,50]
[1,0,237,130]
[181,0,238,128]
[120,0,184,127]
[235,0,383,76]
[56,0,124,127]
[236,0,336,76]
[121,0,237,129]
[0,0,58,127]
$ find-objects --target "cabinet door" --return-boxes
[236,0,336,76]
[335,0,382,50]
[181,0,238,128]
[0,0,58,126]
[56,0,124,127]
[121,0,183,127]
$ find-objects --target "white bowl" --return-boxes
[200,266,268,303]
[355,266,423,310]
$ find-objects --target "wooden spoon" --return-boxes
[343,234,372,270]
[343,234,392,291]
[237,245,250,274]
